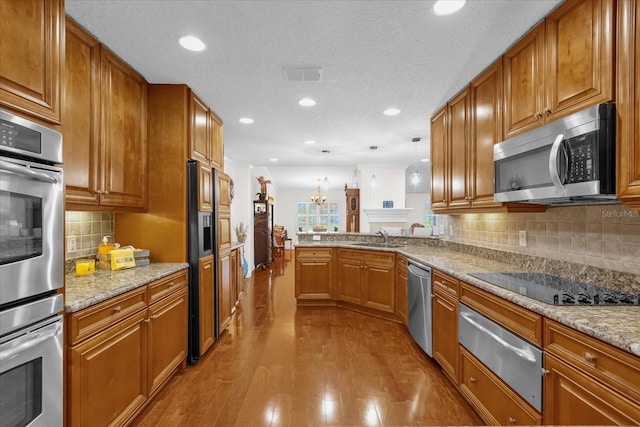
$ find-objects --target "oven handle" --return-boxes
[0,321,62,362]
[548,134,565,191]
[460,311,536,363]
[0,159,58,184]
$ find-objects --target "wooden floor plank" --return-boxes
[133,253,481,426]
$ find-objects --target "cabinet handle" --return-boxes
[469,377,477,383]
[442,199,446,203]
[584,352,597,363]
[541,368,550,377]
[544,108,552,116]
[169,281,175,287]
[103,190,109,195]
[508,416,516,425]
[113,305,122,313]
[535,111,543,120]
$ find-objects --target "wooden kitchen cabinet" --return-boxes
[543,319,640,425]
[617,0,640,209]
[295,247,334,304]
[218,249,232,334]
[430,106,448,211]
[0,0,63,124]
[395,255,408,326]
[447,87,472,209]
[199,255,215,355]
[337,249,395,314]
[432,270,459,384]
[210,110,224,170]
[460,346,542,426]
[230,247,239,310]
[503,0,614,138]
[64,24,148,211]
[189,92,224,170]
[198,161,213,211]
[68,271,189,427]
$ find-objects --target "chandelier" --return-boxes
[310,179,327,205]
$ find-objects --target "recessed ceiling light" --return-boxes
[179,35,206,52]
[383,108,401,116]
[238,117,254,124]
[432,0,466,16]
[303,139,316,145]
[269,158,278,162]
[298,97,316,107]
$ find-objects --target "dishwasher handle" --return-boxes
[460,311,536,363]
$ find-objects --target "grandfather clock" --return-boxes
[344,184,359,232]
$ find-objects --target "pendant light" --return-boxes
[321,149,330,190]
[369,146,378,187]
[310,178,327,205]
[411,137,421,186]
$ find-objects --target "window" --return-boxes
[424,204,436,227]
[297,202,339,231]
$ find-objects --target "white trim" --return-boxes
[363,208,413,223]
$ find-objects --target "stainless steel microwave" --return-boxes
[493,103,616,205]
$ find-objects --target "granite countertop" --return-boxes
[65,263,189,313]
[297,241,640,357]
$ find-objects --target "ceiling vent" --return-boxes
[282,67,323,82]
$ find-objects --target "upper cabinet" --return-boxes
[64,21,148,212]
[0,0,63,124]
[189,92,224,171]
[504,0,615,139]
[616,0,640,210]
[430,106,448,211]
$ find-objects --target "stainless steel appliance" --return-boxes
[494,103,615,205]
[407,260,432,357]
[468,272,639,306]
[0,295,63,427]
[0,109,64,427]
[186,160,218,364]
[459,303,543,411]
[0,110,64,305]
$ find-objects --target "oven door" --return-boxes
[0,156,63,305]
[0,314,63,427]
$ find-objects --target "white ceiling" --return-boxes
[65,0,563,191]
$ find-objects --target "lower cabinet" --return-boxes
[395,255,408,326]
[295,247,333,303]
[460,346,542,425]
[432,270,460,383]
[218,249,232,333]
[337,249,395,314]
[67,270,188,427]
[198,255,215,355]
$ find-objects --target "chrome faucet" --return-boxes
[376,229,389,245]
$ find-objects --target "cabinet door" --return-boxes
[295,248,333,301]
[218,172,232,213]
[543,353,640,425]
[210,110,224,170]
[198,255,215,355]
[337,256,363,305]
[100,47,148,210]
[545,0,614,121]
[63,19,101,207]
[230,248,238,309]
[395,256,408,326]
[448,87,472,209]
[430,106,448,210]
[503,22,545,139]
[68,310,148,427]
[432,290,459,383]
[470,59,502,209]
[190,92,210,165]
[362,255,395,313]
[148,286,188,396]
[218,250,232,333]
[198,162,213,211]
[0,0,62,123]
[617,0,640,209]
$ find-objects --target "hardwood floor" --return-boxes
[133,252,482,426]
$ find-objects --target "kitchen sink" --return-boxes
[350,242,403,248]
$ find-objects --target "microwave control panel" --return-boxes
[567,133,596,183]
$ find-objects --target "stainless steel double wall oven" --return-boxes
[0,109,64,427]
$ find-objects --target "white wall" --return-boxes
[406,192,429,225]
[226,164,254,276]
[359,167,406,232]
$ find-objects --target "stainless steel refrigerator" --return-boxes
[186,160,218,364]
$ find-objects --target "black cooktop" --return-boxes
[468,272,640,306]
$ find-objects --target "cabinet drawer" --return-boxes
[397,255,408,270]
[460,346,542,426]
[460,282,542,346]
[544,319,640,404]
[433,270,459,298]
[68,286,147,345]
[148,270,188,305]
[296,247,333,259]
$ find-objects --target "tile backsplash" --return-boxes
[65,211,115,260]
[438,204,640,275]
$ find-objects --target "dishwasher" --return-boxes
[407,260,432,357]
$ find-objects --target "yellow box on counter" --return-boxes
[96,249,150,270]
[75,259,96,276]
